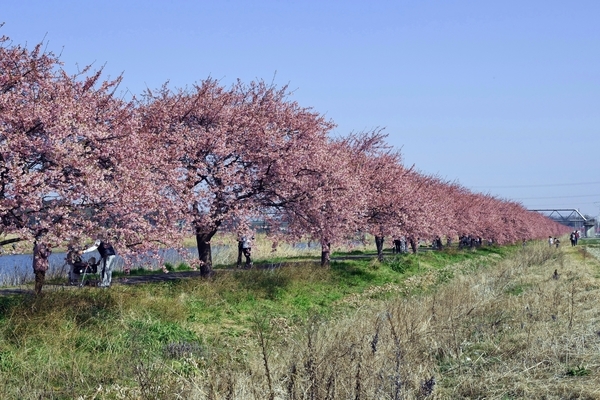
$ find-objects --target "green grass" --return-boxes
[0,244,513,398]
[505,282,531,296]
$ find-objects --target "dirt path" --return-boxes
[0,269,209,296]
[0,250,421,296]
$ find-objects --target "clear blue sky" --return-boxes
[3,0,599,217]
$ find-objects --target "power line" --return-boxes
[527,201,600,206]
[526,202,600,216]
[527,202,600,208]
[515,194,600,200]
[472,181,600,189]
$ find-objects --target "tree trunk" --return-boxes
[321,242,331,267]
[409,237,418,254]
[195,227,218,277]
[375,236,385,261]
[236,240,243,268]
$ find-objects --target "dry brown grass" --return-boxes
[10,241,598,399]
[137,241,600,399]
[197,232,376,266]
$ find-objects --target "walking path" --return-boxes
[0,248,436,296]
[0,270,207,296]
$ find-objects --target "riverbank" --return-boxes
[0,233,373,287]
[2,242,599,398]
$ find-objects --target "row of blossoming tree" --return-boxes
[0,35,569,276]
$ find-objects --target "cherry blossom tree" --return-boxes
[1,33,570,273]
[138,79,335,275]
[0,35,184,260]
[341,131,423,260]
[270,132,394,265]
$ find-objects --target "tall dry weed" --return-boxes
[209,233,375,267]
[82,241,600,399]
[157,245,600,400]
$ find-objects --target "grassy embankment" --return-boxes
[1,239,599,399]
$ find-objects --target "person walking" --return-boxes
[32,241,52,295]
[83,239,117,287]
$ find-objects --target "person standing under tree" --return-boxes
[236,235,245,268]
[242,235,254,268]
[32,240,52,295]
[83,239,117,287]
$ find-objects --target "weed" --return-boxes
[127,319,200,349]
[505,283,530,296]
[386,255,419,274]
[0,241,598,398]
[566,365,590,376]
